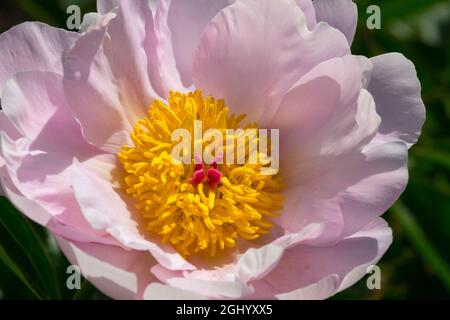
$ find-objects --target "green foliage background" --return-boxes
[0,0,449,300]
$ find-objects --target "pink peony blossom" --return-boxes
[0,0,425,299]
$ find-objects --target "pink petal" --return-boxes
[151,244,285,299]
[272,223,327,249]
[272,55,375,155]
[0,168,51,226]
[368,53,426,148]
[0,112,21,141]
[337,218,393,292]
[0,71,118,243]
[296,0,317,30]
[96,1,159,103]
[313,0,358,45]
[143,283,207,300]
[1,133,120,241]
[271,56,381,244]
[2,71,88,148]
[0,141,117,245]
[277,192,345,246]
[336,141,408,238]
[71,160,195,271]
[0,136,118,244]
[236,244,285,283]
[275,275,340,300]
[0,112,21,173]
[57,237,158,299]
[0,22,78,91]
[250,218,392,299]
[97,0,123,12]
[0,71,97,211]
[66,1,204,153]
[155,0,232,88]
[280,140,407,246]
[79,13,101,33]
[62,12,133,153]
[193,0,349,125]
[157,269,253,299]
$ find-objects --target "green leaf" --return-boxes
[72,280,96,300]
[0,197,61,299]
[0,245,43,299]
[379,0,444,22]
[12,0,60,26]
[390,201,450,293]
[412,147,450,171]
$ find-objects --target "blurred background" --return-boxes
[0,0,449,300]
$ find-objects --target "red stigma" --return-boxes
[189,156,222,188]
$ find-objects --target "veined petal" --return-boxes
[368,53,426,148]
[96,0,158,104]
[296,0,317,30]
[0,111,21,172]
[0,71,120,244]
[271,55,382,244]
[250,218,392,299]
[71,160,195,271]
[193,0,350,125]
[155,0,233,89]
[63,12,133,154]
[313,0,358,45]
[0,22,78,91]
[143,283,207,300]
[57,238,159,300]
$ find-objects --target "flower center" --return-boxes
[118,91,284,257]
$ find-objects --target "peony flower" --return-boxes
[0,0,425,300]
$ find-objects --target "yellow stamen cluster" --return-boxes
[118,91,284,257]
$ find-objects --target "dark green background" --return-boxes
[0,0,449,300]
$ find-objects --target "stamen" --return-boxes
[117,90,284,257]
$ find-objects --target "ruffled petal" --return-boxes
[57,238,158,299]
[0,112,21,182]
[272,56,380,244]
[62,12,133,153]
[193,0,349,125]
[151,243,286,299]
[155,0,233,89]
[151,265,253,299]
[71,160,195,271]
[313,0,358,45]
[0,22,78,91]
[368,53,426,147]
[236,244,285,283]
[0,71,118,244]
[296,0,317,30]
[278,140,406,247]
[250,218,392,299]
[79,13,101,33]
[143,283,207,300]
[0,112,21,141]
[335,141,408,238]
[96,0,158,103]
[0,167,51,226]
